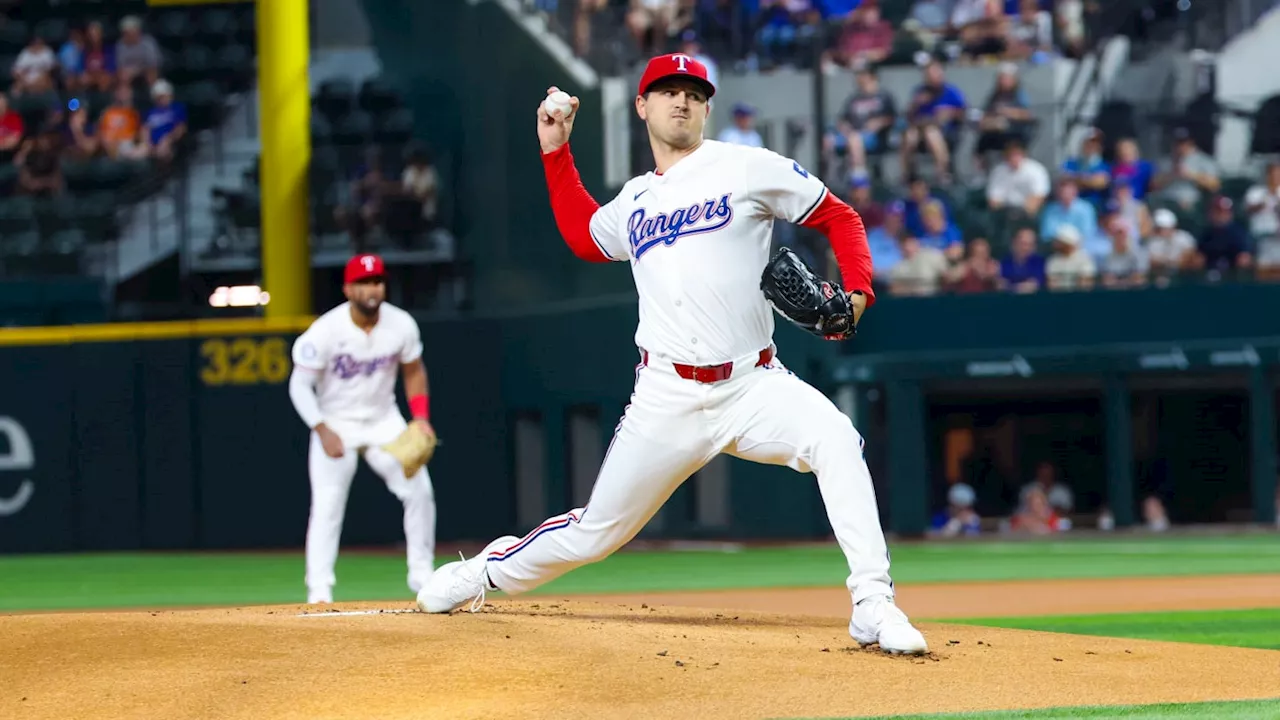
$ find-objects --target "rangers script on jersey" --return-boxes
[588,140,836,365]
[291,302,423,423]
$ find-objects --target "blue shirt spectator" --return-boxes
[1110,138,1155,200]
[903,177,951,237]
[1000,229,1047,292]
[1040,178,1099,248]
[143,80,187,160]
[869,201,906,276]
[818,0,862,19]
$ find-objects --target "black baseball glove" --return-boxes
[760,246,858,340]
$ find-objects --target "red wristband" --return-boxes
[409,394,429,421]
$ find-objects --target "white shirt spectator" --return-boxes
[1245,183,1280,239]
[987,156,1051,210]
[951,0,993,26]
[889,242,949,296]
[1145,209,1196,269]
[718,126,764,147]
[14,44,56,84]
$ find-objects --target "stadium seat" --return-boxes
[155,10,195,52]
[333,111,374,147]
[0,197,36,236]
[34,18,69,47]
[316,78,357,121]
[1248,94,1280,155]
[0,21,28,54]
[179,80,223,132]
[376,108,414,145]
[214,44,254,94]
[0,164,17,195]
[359,77,402,115]
[196,8,238,46]
[173,44,214,87]
[76,193,120,242]
[34,196,78,237]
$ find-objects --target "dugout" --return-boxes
[834,337,1280,536]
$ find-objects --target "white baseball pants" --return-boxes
[305,411,436,597]
[484,349,895,603]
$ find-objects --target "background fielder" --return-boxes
[289,254,437,604]
[419,54,927,654]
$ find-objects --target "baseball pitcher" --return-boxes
[418,54,927,654]
[289,254,438,604]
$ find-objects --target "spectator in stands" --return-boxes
[1107,179,1153,244]
[848,172,885,229]
[1005,0,1053,61]
[952,0,1009,61]
[679,30,719,91]
[828,2,894,70]
[1144,207,1196,278]
[96,84,145,160]
[0,94,24,162]
[1099,216,1149,289]
[1020,460,1074,515]
[998,227,1047,293]
[888,235,950,296]
[928,482,982,538]
[828,66,896,178]
[755,0,820,69]
[82,21,116,92]
[944,237,1001,293]
[1056,0,1088,59]
[903,175,949,237]
[1045,224,1096,291]
[142,80,187,163]
[401,146,440,227]
[973,62,1035,176]
[115,16,162,87]
[1192,195,1253,275]
[901,60,965,184]
[717,103,764,147]
[63,104,97,161]
[336,147,395,250]
[12,34,57,96]
[1009,486,1067,534]
[908,0,950,40]
[1061,128,1110,208]
[1142,495,1170,532]
[918,199,963,256]
[986,138,1050,218]
[1040,176,1098,248]
[866,200,905,282]
[59,27,86,93]
[15,128,64,197]
[1245,161,1280,277]
[1150,128,1220,211]
[1110,137,1154,201]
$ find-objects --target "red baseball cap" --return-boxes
[344,253,385,283]
[637,53,716,98]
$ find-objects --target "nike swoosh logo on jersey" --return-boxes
[634,189,648,200]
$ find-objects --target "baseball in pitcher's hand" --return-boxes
[315,423,345,458]
[537,85,580,154]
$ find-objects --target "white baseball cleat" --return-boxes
[416,536,518,614]
[307,588,333,604]
[849,594,928,655]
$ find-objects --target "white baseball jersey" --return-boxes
[291,302,423,423]
[588,139,828,365]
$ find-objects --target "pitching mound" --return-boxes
[5,600,1279,720]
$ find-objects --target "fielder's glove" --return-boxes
[380,423,438,478]
[760,246,858,340]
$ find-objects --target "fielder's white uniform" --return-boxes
[484,139,896,605]
[289,302,436,601]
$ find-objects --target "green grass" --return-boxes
[957,607,1280,651]
[837,698,1280,719]
[0,534,1277,612]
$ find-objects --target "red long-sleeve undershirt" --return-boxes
[541,144,611,263]
[540,143,876,306]
[800,189,877,307]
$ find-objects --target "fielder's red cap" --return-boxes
[344,253,385,283]
[637,53,716,98]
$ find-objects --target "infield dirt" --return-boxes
[5,575,1280,720]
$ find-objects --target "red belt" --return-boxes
[642,346,774,384]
